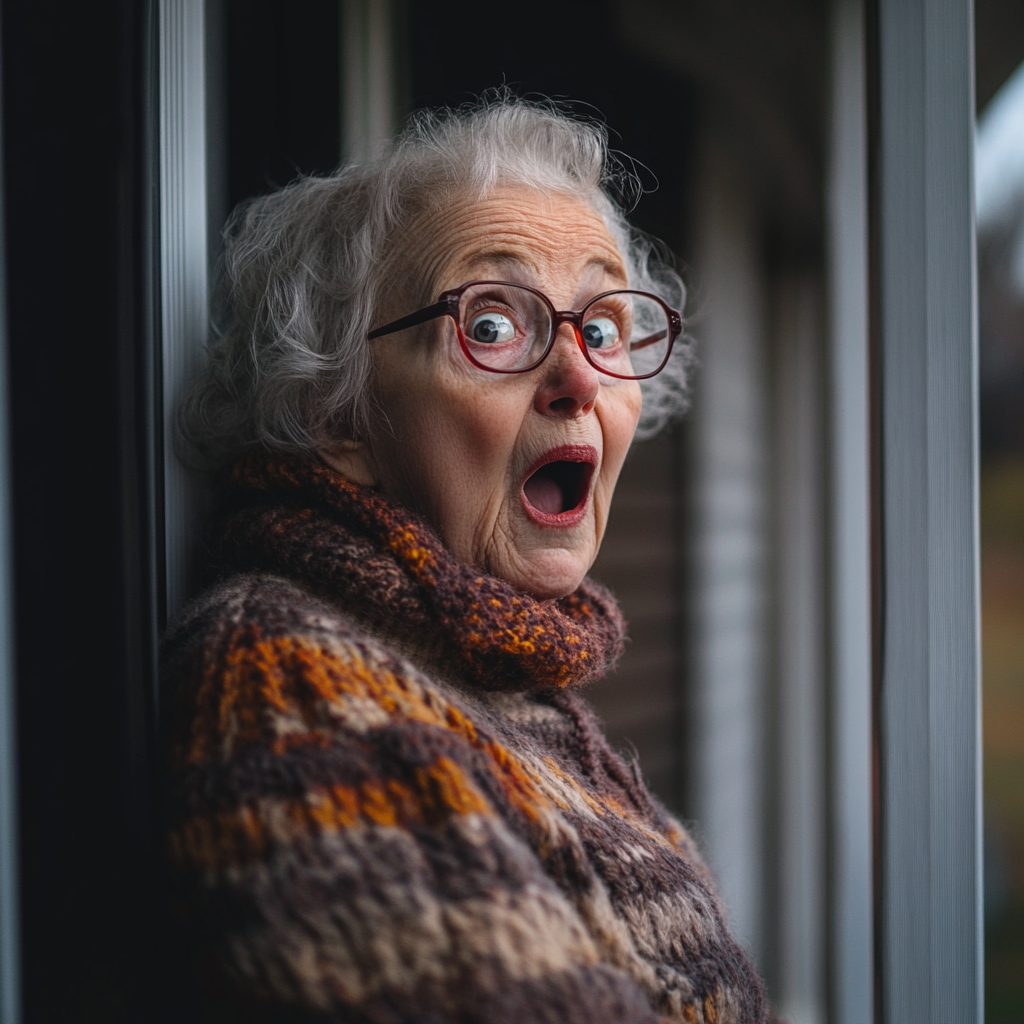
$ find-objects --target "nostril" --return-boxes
[537,337,600,417]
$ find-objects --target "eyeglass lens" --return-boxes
[456,283,671,378]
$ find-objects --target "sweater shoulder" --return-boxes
[161,571,440,768]
[162,570,369,664]
[161,570,402,697]
[161,565,466,749]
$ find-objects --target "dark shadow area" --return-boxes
[409,0,694,256]
[1,1,163,1020]
[222,0,341,211]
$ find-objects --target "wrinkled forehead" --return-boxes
[395,185,628,307]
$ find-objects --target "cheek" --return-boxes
[375,360,529,514]
[599,382,643,478]
[591,382,642,541]
[418,377,528,483]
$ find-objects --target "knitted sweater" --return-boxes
[162,456,772,1024]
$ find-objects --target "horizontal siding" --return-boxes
[589,429,683,810]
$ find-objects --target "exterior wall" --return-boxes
[589,428,686,812]
[687,135,770,961]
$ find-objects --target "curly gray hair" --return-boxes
[179,95,692,466]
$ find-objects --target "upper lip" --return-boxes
[520,444,599,521]
[523,444,599,481]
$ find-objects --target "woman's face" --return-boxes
[356,187,642,599]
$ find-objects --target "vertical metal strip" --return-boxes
[159,0,208,624]
[771,273,827,1024]
[341,0,396,163]
[0,27,20,1024]
[828,1,874,1020]
[875,0,982,1018]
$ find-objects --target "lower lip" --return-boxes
[519,446,596,528]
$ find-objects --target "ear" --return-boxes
[319,439,378,486]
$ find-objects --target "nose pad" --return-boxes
[534,322,600,417]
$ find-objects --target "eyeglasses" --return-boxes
[367,280,683,380]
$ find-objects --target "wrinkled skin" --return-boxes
[322,187,642,600]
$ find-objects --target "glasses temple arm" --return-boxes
[630,329,669,352]
[367,299,451,340]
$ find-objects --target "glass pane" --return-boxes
[458,283,552,371]
[976,48,1024,1023]
[583,292,671,378]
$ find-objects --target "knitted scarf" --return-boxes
[208,454,627,693]
[162,455,773,1024]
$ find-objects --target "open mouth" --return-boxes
[521,446,597,521]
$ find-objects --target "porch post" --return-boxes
[828,1,874,1020]
[874,0,983,1019]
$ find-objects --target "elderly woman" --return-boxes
[164,98,771,1024]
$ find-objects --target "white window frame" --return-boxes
[874,0,983,1018]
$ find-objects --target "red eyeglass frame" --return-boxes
[367,280,683,380]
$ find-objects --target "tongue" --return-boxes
[524,474,564,514]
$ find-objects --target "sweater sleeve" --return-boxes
[163,597,662,1024]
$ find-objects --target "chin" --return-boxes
[506,549,590,601]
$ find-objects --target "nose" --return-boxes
[533,322,600,418]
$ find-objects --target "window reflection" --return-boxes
[976,56,1024,1023]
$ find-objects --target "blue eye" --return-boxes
[468,312,516,344]
[582,317,619,350]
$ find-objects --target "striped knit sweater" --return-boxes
[162,455,772,1024]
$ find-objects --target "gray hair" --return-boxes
[179,95,692,467]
